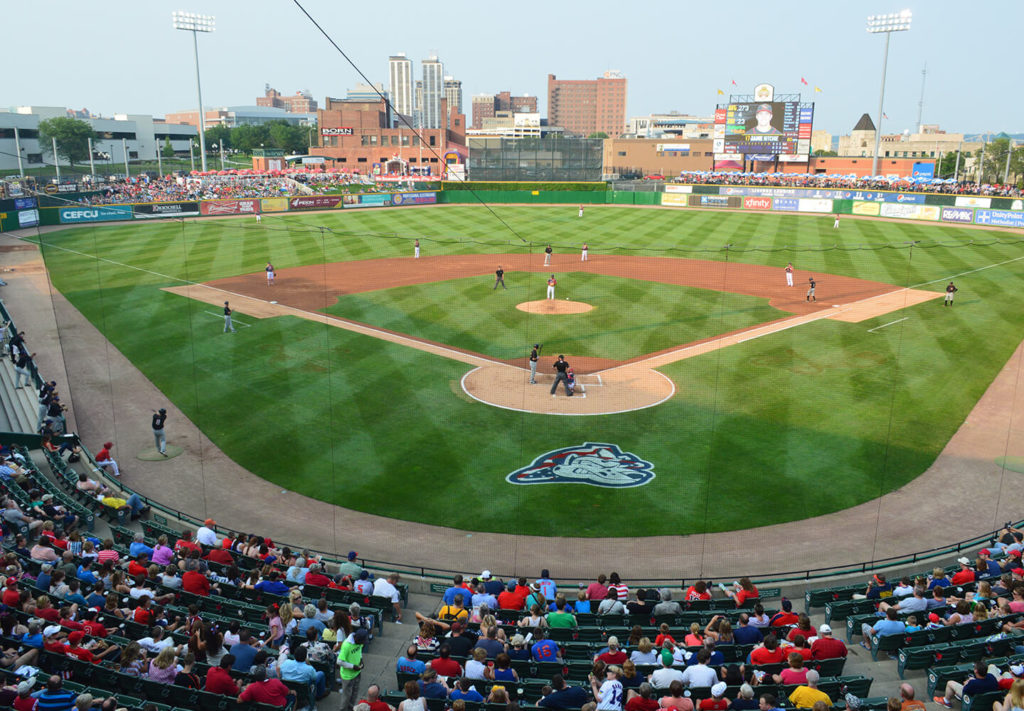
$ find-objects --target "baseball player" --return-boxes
[223,301,236,333]
[578,204,584,218]
[152,408,168,456]
[494,266,506,290]
[546,274,557,300]
[529,343,542,384]
[95,441,120,477]
[266,262,275,285]
[255,213,262,224]
[833,214,840,229]
[414,239,420,258]
[944,281,958,306]
[566,367,576,395]
[785,262,794,287]
[581,242,588,262]
[551,355,572,396]
[806,277,817,302]
[544,244,553,266]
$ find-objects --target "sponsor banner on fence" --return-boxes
[722,186,799,198]
[887,192,927,204]
[134,202,200,218]
[58,206,134,224]
[260,197,289,213]
[17,209,39,227]
[661,193,689,206]
[975,210,1024,228]
[879,203,940,220]
[941,206,974,223]
[356,193,393,207]
[690,195,734,208]
[743,196,772,210]
[14,197,37,210]
[852,201,881,216]
[200,199,261,216]
[955,196,992,209]
[772,197,799,211]
[664,184,693,194]
[1012,200,1023,211]
[289,196,344,210]
[391,192,436,205]
[797,198,833,213]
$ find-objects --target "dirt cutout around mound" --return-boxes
[516,299,594,315]
[170,254,944,415]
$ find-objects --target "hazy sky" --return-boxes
[5,0,1021,137]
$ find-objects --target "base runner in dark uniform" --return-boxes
[529,343,541,384]
[494,266,506,290]
[806,277,816,302]
[551,355,572,396]
[944,281,958,306]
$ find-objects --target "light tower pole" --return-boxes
[172,11,215,172]
[866,10,911,177]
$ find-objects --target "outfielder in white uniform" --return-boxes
[785,262,794,287]
[266,263,275,285]
[578,205,584,218]
[833,214,840,229]
[414,239,420,258]
[547,275,557,300]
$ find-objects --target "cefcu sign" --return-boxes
[59,206,133,224]
[321,127,354,136]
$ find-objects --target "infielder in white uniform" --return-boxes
[414,239,420,258]
[578,204,584,218]
[266,263,275,285]
[785,262,793,287]
[581,242,588,262]
[546,275,557,300]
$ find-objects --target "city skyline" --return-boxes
[3,0,1021,137]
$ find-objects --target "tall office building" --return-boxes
[547,71,628,137]
[421,55,444,129]
[388,54,413,118]
[444,77,463,116]
[472,91,537,129]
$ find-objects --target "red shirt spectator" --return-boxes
[699,700,730,711]
[498,589,524,610]
[628,696,661,711]
[430,656,462,677]
[304,571,333,588]
[128,560,148,578]
[182,570,211,596]
[810,635,847,660]
[750,646,787,665]
[205,548,234,565]
[134,606,157,626]
[82,619,108,638]
[175,537,201,555]
[951,566,976,586]
[1,581,21,608]
[205,666,240,695]
[239,678,290,707]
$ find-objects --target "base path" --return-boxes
[179,255,942,415]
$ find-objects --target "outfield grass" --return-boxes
[36,206,1024,536]
[325,273,784,360]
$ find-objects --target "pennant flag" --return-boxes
[800,77,809,85]
[814,86,823,93]
[883,112,889,119]
[731,80,738,86]
[717,89,724,95]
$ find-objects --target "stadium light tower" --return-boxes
[866,10,912,177]
[173,11,215,172]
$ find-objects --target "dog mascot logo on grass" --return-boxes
[507,442,655,488]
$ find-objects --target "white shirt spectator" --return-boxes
[196,525,218,547]
[138,636,175,654]
[650,667,685,688]
[373,577,400,603]
[680,663,717,688]
[160,573,182,589]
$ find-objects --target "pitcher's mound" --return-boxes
[517,300,593,314]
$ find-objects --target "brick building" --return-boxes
[547,72,627,138]
[471,91,538,129]
[309,97,466,176]
[256,86,318,113]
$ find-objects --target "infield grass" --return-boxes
[36,205,1024,536]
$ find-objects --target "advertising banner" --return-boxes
[664,185,693,194]
[743,197,772,210]
[912,162,935,178]
[797,198,833,213]
[13,197,37,210]
[772,198,799,211]
[288,196,344,210]
[880,203,940,220]
[955,196,992,209]
[975,210,1024,228]
[940,206,974,223]
[134,202,200,218]
[692,195,733,208]
[58,206,134,224]
[200,199,261,216]
[260,197,289,213]
[17,209,39,227]
[661,193,689,206]
[852,201,881,216]
[357,194,393,207]
[392,192,436,205]
[722,186,799,198]
[885,192,927,204]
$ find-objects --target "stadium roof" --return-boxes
[853,113,876,132]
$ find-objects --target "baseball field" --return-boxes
[34,205,1024,537]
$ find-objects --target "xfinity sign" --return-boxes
[59,206,133,224]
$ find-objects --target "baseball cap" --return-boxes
[68,630,85,644]
[818,624,832,635]
[481,570,492,580]
[661,650,674,666]
[711,682,727,697]
[781,598,792,611]
[1011,550,1022,558]
[1011,665,1024,677]
[452,622,464,633]
[204,519,215,527]
[103,442,113,449]
[354,628,369,643]
[347,551,358,561]
[43,625,62,637]
[756,104,772,113]
[980,549,990,556]
[957,557,971,566]
[928,613,941,623]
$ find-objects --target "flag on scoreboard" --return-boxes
[801,77,808,85]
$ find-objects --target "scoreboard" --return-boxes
[713,101,813,158]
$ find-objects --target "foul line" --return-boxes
[203,310,251,328]
[868,317,908,333]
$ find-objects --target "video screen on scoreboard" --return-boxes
[713,101,813,156]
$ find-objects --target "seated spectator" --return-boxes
[653,589,683,616]
[548,596,578,628]
[951,557,978,586]
[205,655,240,695]
[279,644,327,699]
[929,568,952,589]
[720,578,759,607]
[860,608,906,649]
[650,650,685,688]
[596,636,627,665]
[397,645,425,675]
[418,669,449,699]
[935,661,999,707]
[399,680,428,711]
[809,624,846,660]
[786,614,816,643]
[451,677,485,703]
[254,570,290,596]
[148,646,180,683]
[749,634,788,665]
[428,643,462,677]
[373,572,403,624]
[733,614,764,646]
[699,682,730,711]
[787,670,831,709]
[680,648,717,688]
[532,627,562,663]
[684,580,712,602]
[239,665,290,707]
[598,589,625,615]
[731,684,759,711]
[772,652,808,685]
[94,441,121,477]
[465,647,488,680]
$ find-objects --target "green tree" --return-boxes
[231,124,271,153]
[979,137,1011,184]
[937,151,971,180]
[814,149,838,157]
[266,120,307,153]
[37,117,95,166]
[587,132,609,139]
[161,137,175,158]
[204,124,231,151]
